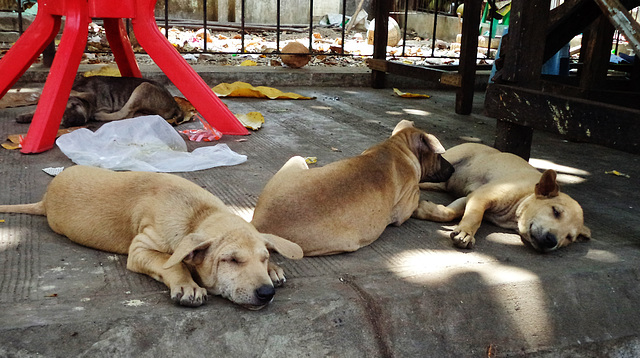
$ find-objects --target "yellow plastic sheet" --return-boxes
[393,88,431,98]
[83,65,122,77]
[212,81,314,100]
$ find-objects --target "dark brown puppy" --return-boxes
[17,76,183,127]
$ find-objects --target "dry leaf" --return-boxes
[212,81,314,100]
[236,111,265,130]
[240,60,258,66]
[2,126,85,150]
[0,90,41,109]
[393,88,431,98]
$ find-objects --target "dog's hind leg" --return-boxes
[412,197,466,222]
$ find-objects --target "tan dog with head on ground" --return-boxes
[251,120,454,256]
[414,143,591,252]
[0,166,303,309]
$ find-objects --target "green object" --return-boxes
[480,2,510,38]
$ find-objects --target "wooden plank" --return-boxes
[491,1,550,159]
[454,0,482,115]
[544,0,640,62]
[371,0,391,89]
[485,83,640,154]
[579,16,616,90]
[365,59,461,86]
[594,0,640,55]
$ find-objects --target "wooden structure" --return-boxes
[486,0,640,159]
[368,0,640,159]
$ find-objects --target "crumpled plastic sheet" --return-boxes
[56,115,247,172]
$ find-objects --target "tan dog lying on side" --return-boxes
[251,120,454,256]
[414,143,591,252]
[0,166,303,309]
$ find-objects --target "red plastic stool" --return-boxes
[0,0,248,154]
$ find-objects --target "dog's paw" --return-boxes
[268,262,286,287]
[450,229,475,249]
[170,284,208,307]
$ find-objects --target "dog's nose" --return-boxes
[255,285,275,304]
[539,233,558,250]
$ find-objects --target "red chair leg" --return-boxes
[21,3,90,154]
[0,13,61,98]
[103,18,141,78]
[132,0,248,135]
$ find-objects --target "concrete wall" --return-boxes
[395,11,461,43]
[157,0,342,25]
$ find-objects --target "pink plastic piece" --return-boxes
[0,0,248,154]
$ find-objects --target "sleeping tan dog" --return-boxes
[413,143,591,252]
[252,120,454,256]
[0,166,303,309]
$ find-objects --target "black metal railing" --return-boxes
[2,0,498,63]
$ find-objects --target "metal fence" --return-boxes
[2,0,502,63]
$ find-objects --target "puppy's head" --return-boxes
[164,223,302,310]
[392,120,454,183]
[516,170,591,253]
[61,96,92,127]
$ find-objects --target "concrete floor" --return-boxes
[1,66,639,357]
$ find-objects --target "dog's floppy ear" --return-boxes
[578,225,592,241]
[422,133,446,154]
[262,234,304,260]
[392,120,415,136]
[535,169,560,198]
[164,233,212,269]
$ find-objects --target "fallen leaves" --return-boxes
[236,112,265,130]
[393,88,431,98]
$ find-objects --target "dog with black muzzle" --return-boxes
[414,143,591,252]
[16,76,184,127]
[252,120,454,256]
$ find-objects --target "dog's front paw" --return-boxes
[450,229,475,249]
[170,284,208,307]
[268,261,287,287]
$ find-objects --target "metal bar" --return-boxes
[402,0,409,57]
[309,0,314,53]
[431,0,439,57]
[203,0,208,52]
[164,0,169,38]
[277,0,281,53]
[18,0,23,34]
[241,0,245,53]
[341,0,346,54]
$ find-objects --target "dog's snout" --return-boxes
[255,285,275,304]
[538,233,558,250]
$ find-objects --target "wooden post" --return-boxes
[371,0,390,89]
[491,0,551,160]
[454,0,482,114]
[579,16,616,91]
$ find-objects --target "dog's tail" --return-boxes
[0,202,46,216]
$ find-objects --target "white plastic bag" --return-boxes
[56,115,247,172]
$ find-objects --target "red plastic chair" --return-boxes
[0,0,248,154]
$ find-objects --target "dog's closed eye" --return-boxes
[552,206,562,219]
